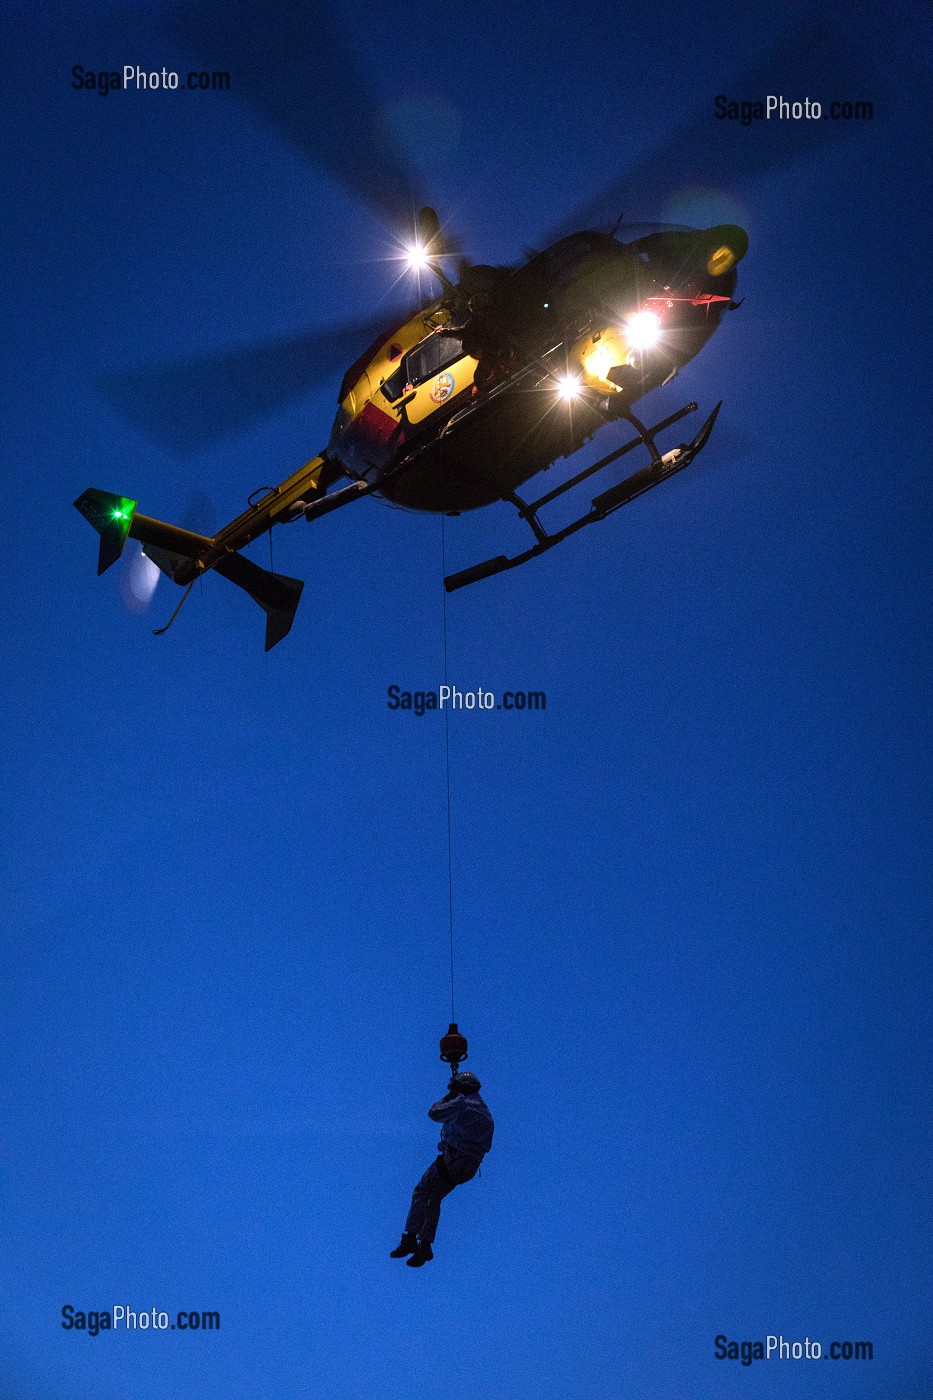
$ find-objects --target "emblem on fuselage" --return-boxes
[430,371,455,404]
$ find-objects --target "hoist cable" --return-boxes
[441,512,456,1024]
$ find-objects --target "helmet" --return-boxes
[451,1071,481,1094]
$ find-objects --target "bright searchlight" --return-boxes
[583,342,614,383]
[625,310,661,351]
[557,374,581,402]
[406,244,429,271]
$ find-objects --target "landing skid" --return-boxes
[443,399,722,592]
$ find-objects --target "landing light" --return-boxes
[557,374,581,402]
[583,343,614,383]
[406,244,429,271]
[625,310,661,351]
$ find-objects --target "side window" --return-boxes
[408,333,463,385]
[381,365,408,402]
[381,333,464,403]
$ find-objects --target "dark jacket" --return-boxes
[428,1092,494,1162]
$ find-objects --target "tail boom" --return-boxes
[73,487,304,650]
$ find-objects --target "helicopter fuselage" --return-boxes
[327,225,746,514]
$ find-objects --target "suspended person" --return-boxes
[391,1071,494,1267]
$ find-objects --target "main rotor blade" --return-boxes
[541,17,870,243]
[97,315,395,455]
[182,489,218,537]
[164,0,424,229]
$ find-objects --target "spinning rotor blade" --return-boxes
[119,488,216,613]
[182,489,218,537]
[98,315,396,455]
[164,0,424,229]
[417,207,442,246]
[542,17,871,242]
[121,543,162,613]
[417,206,463,260]
[98,0,448,454]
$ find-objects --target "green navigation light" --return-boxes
[73,489,139,574]
[107,497,136,527]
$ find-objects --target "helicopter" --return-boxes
[75,205,748,650]
[73,1,868,652]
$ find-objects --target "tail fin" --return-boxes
[73,488,138,574]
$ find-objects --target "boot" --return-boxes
[390,1233,417,1258]
[406,1240,434,1267]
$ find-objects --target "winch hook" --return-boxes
[439,1022,468,1072]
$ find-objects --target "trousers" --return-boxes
[404,1151,480,1244]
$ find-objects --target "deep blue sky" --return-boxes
[2,2,931,1397]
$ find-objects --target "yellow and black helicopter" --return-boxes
[73,1,867,650]
[76,206,748,649]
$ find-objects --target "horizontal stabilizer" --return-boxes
[214,553,304,651]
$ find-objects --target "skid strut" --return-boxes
[444,399,722,592]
